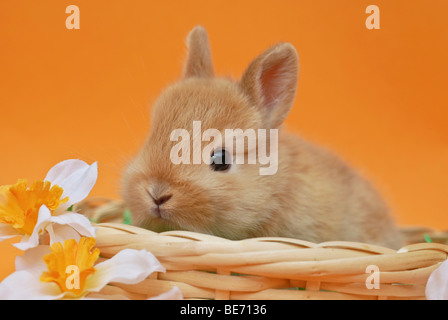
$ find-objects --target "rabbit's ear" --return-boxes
[182,26,214,78]
[239,43,298,128]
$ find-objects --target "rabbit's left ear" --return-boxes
[182,26,214,78]
[239,43,299,129]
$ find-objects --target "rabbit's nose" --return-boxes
[147,183,172,207]
[153,194,172,206]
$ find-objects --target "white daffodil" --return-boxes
[426,258,448,300]
[0,159,97,250]
[0,237,182,300]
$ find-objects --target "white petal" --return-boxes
[45,212,96,244]
[13,205,52,251]
[45,159,93,185]
[0,245,64,300]
[148,286,183,300]
[86,249,165,293]
[15,245,51,273]
[0,270,64,300]
[44,159,98,210]
[13,206,95,251]
[46,224,82,245]
[426,259,448,299]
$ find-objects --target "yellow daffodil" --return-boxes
[0,237,182,300]
[0,159,97,250]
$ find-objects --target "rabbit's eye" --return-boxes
[210,149,231,172]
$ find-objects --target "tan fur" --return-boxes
[122,26,403,248]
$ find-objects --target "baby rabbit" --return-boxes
[122,26,403,248]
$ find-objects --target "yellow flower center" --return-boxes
[40,237,100,298]
[0,179,69,235]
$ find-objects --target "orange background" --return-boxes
[1,1,447,281]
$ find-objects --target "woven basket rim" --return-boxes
[76,198,448,300]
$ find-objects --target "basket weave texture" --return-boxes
[76,198,448,300]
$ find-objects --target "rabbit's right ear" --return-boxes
[239,43,299,129]
[182,26,214,78]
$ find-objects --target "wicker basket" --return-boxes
[74,198,448,300]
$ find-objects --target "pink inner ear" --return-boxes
[259,57,290,110]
